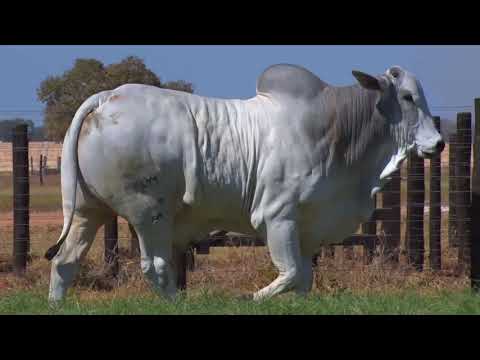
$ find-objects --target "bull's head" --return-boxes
[352,66,444,180]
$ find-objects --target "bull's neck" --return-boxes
[332,85,396,195]
[333,84,386,166]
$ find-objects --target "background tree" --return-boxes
[105,56,161,88]
[37,56,194,141]
[162,80,195,93]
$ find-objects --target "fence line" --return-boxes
[471,99,480,291]
[1,103,479,293]
[429,116,442,271]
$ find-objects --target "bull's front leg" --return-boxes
[253,218,303,301]
[294,255,314,296]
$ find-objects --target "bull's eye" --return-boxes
[403,94,414,103]
[390,68,400,78]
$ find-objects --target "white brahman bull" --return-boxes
[45,64,444,302]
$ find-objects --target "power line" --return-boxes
[431,106,473,110]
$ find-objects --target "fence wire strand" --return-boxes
[0,127,476,287]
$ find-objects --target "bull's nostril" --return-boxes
[436,140,445,153]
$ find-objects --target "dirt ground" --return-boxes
[0,212,470,300]
[0,211,133,226]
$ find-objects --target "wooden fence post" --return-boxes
[312,253,319,267]
[186,247,195,272]
[176,250,187,291]
[39,154,43,185]
[128,223,140,257]
[381,169,401,263]
[471,98,480,291]
[429,116,442,271]
[43,155,47,177]
[104,216,119,277]
[343,244,354,261]
[12,125,29,275]
[361,194,377,264]
[455,113,472,274]
[407,149,425,271]
[449,134,458,247]
[361,222,376,265]
[323,245,335,260]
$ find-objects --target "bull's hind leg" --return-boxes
[49,212,105,303]
[253,219,303,301]
[132,218,177,300]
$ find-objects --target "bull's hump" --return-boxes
[256,64,328,100]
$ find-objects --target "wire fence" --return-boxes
[0,109,478,292]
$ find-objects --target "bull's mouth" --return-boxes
[417,148,439,159]
[373,140,443,198]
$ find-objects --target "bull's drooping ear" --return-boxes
[352,70,383,91]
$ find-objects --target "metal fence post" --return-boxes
[12,124,29,275]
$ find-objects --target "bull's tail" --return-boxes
[44,91,111,261]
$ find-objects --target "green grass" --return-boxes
[1,290,480,315]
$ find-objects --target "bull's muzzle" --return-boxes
[416,137,445,159]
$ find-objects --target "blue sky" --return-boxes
[0,45,478,126]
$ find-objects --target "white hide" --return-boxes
[47,64,443,302]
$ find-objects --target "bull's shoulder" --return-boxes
[256,64,329,100]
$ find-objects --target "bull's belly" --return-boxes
[190,189,257,232]
[172,197,258,247]
[300,194,375,253]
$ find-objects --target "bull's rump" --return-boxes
[72,86,200,222]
